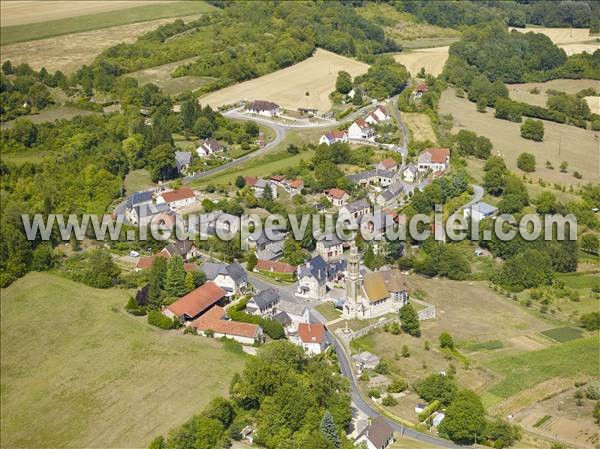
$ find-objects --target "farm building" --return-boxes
[191,306,262,345]
[163,282,227,322]
[246,100,281,117]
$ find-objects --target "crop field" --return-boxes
[507,79,600,109]
[199,49,369,112]
[1,106,101,130]
[0,1,214,44]
[128,57,216,96]
[559,43,599,56]
[393,46,449,77]
[1,272,246,449]
[440,88,600,185]
[508,26,593,44]
[401,112,437,142]
[539,326,586,343]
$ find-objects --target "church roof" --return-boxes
[362,269,407,302]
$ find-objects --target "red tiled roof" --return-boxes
[326,188,348,200]
[330,130,346,139]
[288,179,303,189]
[298,323,326,344]
[255,259,297,274]
[184,263,199,272]
[166,282,226,319]
[136,253,168,270]
[376,105,389,115]
[244,176,258,187]
[354,118,370,129]
[161,188,195,203]
[427,147,450,164]
[416,83,428,93]
[269,175,286,182]
[380,158,397,169]
[191,306,259,338]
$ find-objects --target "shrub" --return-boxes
[418,400,440,421]
[387,377,408,393]
[368,388,381,399]
[520,118,544,141]
[517,152,536,172]
[183,326,197,335]
[439,332,454,349]
[586,384,600,400]
[147,310,174,330]
[374,360,391,375]
[382,395,398,406]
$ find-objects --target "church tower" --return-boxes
[344,244,361,318]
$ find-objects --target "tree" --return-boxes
[536,191,558,214]
[122,134,144,169]
[399,304,421,337]
[283,237,307,266]
[580,312,600,331]
[165,255,187,297]
[184,271,195,293]
[83,249,120,288]
[517,152,536,172]
[148,436,166,449]
[352,89,363,106]
[439,390,487,444]
[485,418,521,447]
[204,397,235,427]
[193,116,215,139]
[335,71,352,94]
[148,143,177,182]
[439,332,454,349]
[147,256,167,308]
[415,373,457,405]
[2,60,14,75]
[520,118,544,141]
[11,119,38,147]
[320,411,341,448]
[235,176,246,188]
[495,249,553,291]
[581,233,599,255]
[246,252,258,271]
[180,99,197,130]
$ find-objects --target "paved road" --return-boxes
[462,184,484,210]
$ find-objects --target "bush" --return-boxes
[418,400,440,421]
[520,118,544,141]
[125,296,146,316]
[517,152,536,172]
[581,312,600,331]
[586,384,600,400]
[374,360,391,375]
[386,377,408,393]
[416,374,457,405]
[382,395,398,406]
[147,310,175,329]
[368,388,381,399]
[439,332,454,349]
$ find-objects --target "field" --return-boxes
[507,79,600,111]
[0,1,214,44]
[1,106,101,129]
[401,112,437,142]
[199,49,369,112]
[123,169,156,194]
[128,58,216,96]
[508,26,593,45]
[1,272,246,449]
[439,88,600,185]
[393,46,449,77]
[539,326,586,342]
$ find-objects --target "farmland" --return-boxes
[1,272,246,449]
[507,79,600,109]
[0,1,214,44]
[393,46,449,77]
[401,112,437,142]
[199,49,369,112]
[1,106,101,130]
[508,26,594,45]
[439,88,600,185]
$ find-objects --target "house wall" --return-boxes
[297,276,326,299]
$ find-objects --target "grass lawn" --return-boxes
[1,148,49,165]
[1,1,215,45]
[315,302,343,321]
[485,336,599,401]
[556,272,600,289]
[123,169,156,194]
[1,272,246,449]
[539,326,586,343]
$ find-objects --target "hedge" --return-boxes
[418,399,440,422]
[147,310,175,330]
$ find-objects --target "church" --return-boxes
[343,245,410,320]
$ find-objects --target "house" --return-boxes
[163,282,227,322]
[359,210,397,240]
[285,179,304,196]
[268,174,287,188]
[326,188,350,207]
[375,158,398,172]
[244,176,278,199]
[339,198,371,223]
[156,187,197,211]
[191,306,262,345]
[297,323,328,355]
[413,83,428,99]
[247,100,281,117]
[202,262,248,295]
[255,259,297,278]
[402,163,418,183]
[245,288,280,317]
[248,228,286,251]
[128,191,154,209]
[353,351,381,371]
[175,151,192,174]
[319,130,348,145]
[464,201,498,222]
[161,240,200,260]
[196,139,224,157]
[354,417,395,449]
[347,169,394,188]
[372,182,404,208]
[316,233,345,261]
[417,148,450,173]
[276,300,310,328]
[365,106,390,125]
[348,118,374,140]
[126,202,172,226]
[296,255,346,299]
[256,241,284,261]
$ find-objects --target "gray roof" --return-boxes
[130,191,153,207]
[360,211,396,232]
[164,240,195,257]
[404,163,418,175]
[202,262,228,281]
[380,182,404,201]
[251,228,286,246]
[277,299,308,317]
[318,233,344,248]
[471,201,498,215]
[356,417,394,449]
[175,151,192,166]
[272,311,292,326]
[251,288,280,309]
[256,242,284,260]
[298,255,329,282]
[347,170,376,184]
[375,168,395,179]
[227,262,247,284]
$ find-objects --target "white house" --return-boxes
[196,139,224,157]
[402,163,418,183]
[296,256,346,299]
[297,323,328,355]
[276,300,310,328]
[354,417,395,449]
[245,288,280,317]
[156,187,197,211]
[339,198,371,224]
[326,188,350,207]
[417,148,450,173]
[348,118,374,140]
[375,158,398,172]
[463,201,498,222]
[319,130,348,145]
[202,262,248,295]
[284,179,304,197]
[247,100,281,117]
[316,233,345,261]
[244,176,278,199]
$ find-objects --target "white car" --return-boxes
[129,250,140,258]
